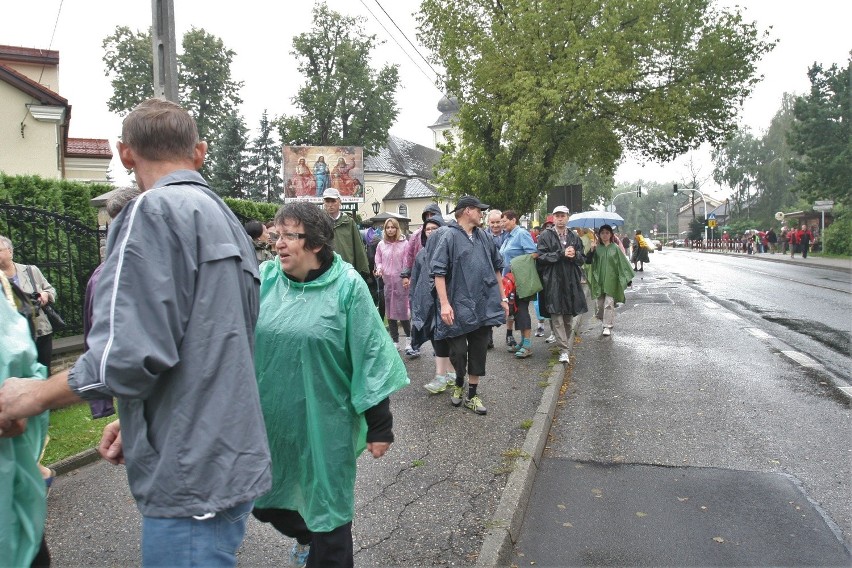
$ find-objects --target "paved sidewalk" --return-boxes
[44,316,578,566]
[688,248,852,273]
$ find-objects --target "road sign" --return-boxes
[708,219,717,229]
[708,213,716,220]
[813,200,834,212]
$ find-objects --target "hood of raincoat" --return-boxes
[422,202,442,222]
[420,215,445,247]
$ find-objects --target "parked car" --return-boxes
[671,239,686,248]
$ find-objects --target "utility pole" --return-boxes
[152,0,179,102]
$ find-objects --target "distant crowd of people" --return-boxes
[686,225,818,258]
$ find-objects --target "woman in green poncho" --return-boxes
[0,272,50,567]
[252,202,409,568]
[586,224,635,337]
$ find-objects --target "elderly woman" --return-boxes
[252,202,408,568]
[0,235,56,485]
[586,224,635,336]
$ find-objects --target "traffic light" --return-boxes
[673,183,678,196]
[637,185,642,197]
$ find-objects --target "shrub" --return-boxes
[823,209,851,256]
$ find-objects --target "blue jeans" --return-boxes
[141,501,253,567]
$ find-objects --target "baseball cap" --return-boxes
[453,195,490,212]
[322,188,341,200]
[552,205,570,214]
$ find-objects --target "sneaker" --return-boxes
[406,347,421,359]
[602,327,611,336]
[515,346,532,359]
[534,326,545,337]
[506,335,517,349]
[450,385,464,407]
[558,352,570,363]
[424,375,448,394]
[464,395,487,415]
[444,372,457,386]
[545,334,556,344]
[290,542,310,568]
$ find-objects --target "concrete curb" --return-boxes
[694,249,852,273]
[476,318,581,567]
[48,447,100,476]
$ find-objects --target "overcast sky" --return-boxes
[4,0,849,195]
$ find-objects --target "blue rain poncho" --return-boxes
[0,280,49,567]
[253,254,409,532]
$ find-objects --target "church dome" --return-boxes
[437,94,459,113]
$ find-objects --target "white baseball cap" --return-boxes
[552,205,570,214]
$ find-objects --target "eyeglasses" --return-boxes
[277,232,307,242]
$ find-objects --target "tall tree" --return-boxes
[102,27,154,113]
[102,26,243,147]
[788,56,851,207]
[418,0,776,213]
[208,111,251,198]
[248,111,283,203]
[277,2,400,155]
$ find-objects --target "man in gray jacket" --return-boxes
[0,98,272,567]
[431,196,508,415]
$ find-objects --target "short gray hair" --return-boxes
[106,187,142,219]
[0,235,12,252]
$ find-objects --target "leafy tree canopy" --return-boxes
[788,56,851,207]
[418,0,776,213]
[277,2,400,155]
[102,26,243,147]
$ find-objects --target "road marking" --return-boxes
[746,328,772,339]
[721,313,740,321]
[840,387,852,398]
[780,350,822,368]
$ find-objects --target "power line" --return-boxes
[356,0,443,94]
[369,0,442,79]
[37,0,65,85]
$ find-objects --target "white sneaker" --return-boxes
[602,327,611,336]
[558,352,570,363]
[545,334,556,343]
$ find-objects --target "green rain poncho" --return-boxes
[253,254,409,532]
[0,280,49,567]
[587,242,635,304]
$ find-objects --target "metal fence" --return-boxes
[0,204,106,338]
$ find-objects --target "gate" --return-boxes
[0,204,106,338]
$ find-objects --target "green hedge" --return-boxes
[0,173,107,223]
[823,209,851,256]
[223,198,279,223]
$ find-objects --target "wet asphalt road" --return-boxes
[514,249,851,566]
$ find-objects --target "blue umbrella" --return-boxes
[567,210,625,229]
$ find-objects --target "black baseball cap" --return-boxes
[453,195,490,212]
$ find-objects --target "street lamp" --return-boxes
[371,199,380,215]
[657,201,669,241]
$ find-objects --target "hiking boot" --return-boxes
[450,385,464,407]
[464,395,487,415]
[545,334,556,344]
[290,542,310,568]
[534,326,545,337]
[406,346,421,359]
[515,346,532,359]
[424,375,449,394]
[506,335,517,349]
